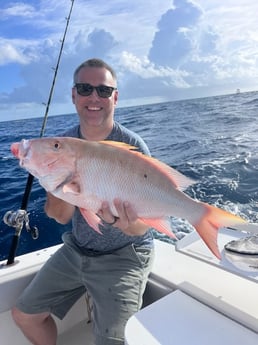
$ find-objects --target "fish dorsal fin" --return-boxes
[99,140,136,150]
[99,140,195,190]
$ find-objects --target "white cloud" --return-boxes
[0,38,40,65]
[119,51,190,88]
[0,41,27,65]
[0,2,36,18]
[1,0,258,120]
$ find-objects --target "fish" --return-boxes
[11,137,247,259]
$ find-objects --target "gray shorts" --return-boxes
[16,232,154,345]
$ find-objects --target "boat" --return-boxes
[1,225,258,344]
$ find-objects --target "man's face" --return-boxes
[72,66,118,128]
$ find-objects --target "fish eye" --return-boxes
[53,141,61,150]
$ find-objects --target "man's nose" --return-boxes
[88,88,100,99]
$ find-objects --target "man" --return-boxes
[12,58,154,345]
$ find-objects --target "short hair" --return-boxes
[73,58,117,84]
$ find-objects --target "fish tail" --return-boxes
[194,203,246,259]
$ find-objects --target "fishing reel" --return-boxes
[4,209,39,240]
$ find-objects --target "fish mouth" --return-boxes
[11,139,31,166]
[11,143,20,158]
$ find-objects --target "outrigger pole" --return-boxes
[4,0,75,265]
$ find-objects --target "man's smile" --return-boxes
[87,106,102,111]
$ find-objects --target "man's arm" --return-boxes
[45,194,148,234]
[44,193,75,224]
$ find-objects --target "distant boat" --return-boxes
[236,88,241,94]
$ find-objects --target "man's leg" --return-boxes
[86,244,154,345]
[12,308,57,345]
[11,234,86,344]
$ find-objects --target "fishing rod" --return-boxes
[3,0,75,266]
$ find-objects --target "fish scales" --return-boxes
[77,141,176,216]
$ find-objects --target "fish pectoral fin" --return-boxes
[62,181,81,194]
[79,208,102,234]
[140,217,177,239]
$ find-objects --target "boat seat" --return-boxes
[125,289,258,345]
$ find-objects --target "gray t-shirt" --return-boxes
[62,121,153,254]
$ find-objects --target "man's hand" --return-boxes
[97,198,149,236]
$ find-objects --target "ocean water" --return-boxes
[1,90,258,261]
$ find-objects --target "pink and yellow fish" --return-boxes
[11,137,246,259]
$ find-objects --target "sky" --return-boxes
[1,0,258,121]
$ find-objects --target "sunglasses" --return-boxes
[74,83,117,98]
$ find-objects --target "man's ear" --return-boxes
[72,87,76,104]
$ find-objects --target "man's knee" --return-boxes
[11,306,49,328]
[12,307,26,326]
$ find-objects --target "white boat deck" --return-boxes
[124,234,258,344]
[1,234,258,344]
[151,237,258,333]
[125,290,258,345]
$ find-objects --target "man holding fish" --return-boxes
[11,58,246,344]
[12,58,155,345]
